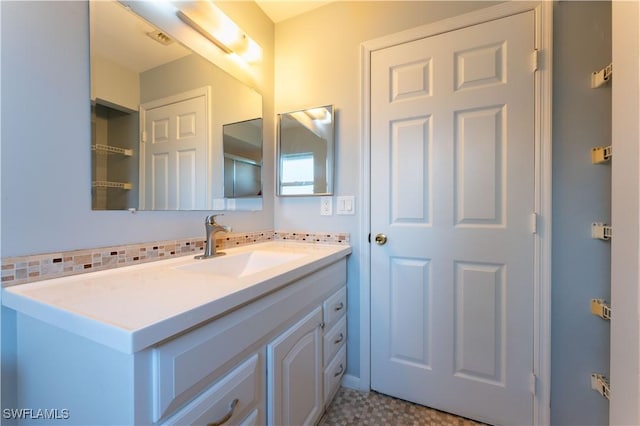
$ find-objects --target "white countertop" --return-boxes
[2,241,351,353]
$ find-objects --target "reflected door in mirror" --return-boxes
[140,90,208,210]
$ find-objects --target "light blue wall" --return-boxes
[551,2,611,424]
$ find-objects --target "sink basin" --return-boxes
[176,250,307,278]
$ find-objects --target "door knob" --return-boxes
[374,233,387,245]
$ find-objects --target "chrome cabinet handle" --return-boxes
[374,233,387,245]
[334,302,344,311]
[334,363,344,377]
[207,398,239,426]
[334,333,344,344]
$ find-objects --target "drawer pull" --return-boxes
[334,302,344,312]
[207,398,239,426]
[334,363,344,377]
[334,333,344,344]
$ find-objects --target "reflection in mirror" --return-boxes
[89,0,262,210]
[91,104,139,210]
[277,106,334,196]
[224,118,263,198]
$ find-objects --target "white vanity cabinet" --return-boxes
[4,245,349,426]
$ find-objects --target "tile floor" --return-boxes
[319,387,486,426]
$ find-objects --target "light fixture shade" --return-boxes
[305,107,330,121]
[176,1,262,63]
[241,37,262,63]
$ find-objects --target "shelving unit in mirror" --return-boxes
[92,181,133,190]
[92,144,133,157]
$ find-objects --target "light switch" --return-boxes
[336,196,355,215]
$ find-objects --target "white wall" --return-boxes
[0,1,274,258]
[91,55,140,112]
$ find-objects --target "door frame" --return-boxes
[610,2,640,423]
[139,86,212,210]
[358,2,553,424]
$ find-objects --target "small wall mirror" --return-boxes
[277,105,334,196]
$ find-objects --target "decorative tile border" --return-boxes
[1,230,273,287]
[274,231,349,244]
[1,230,349,287]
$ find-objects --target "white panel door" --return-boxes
[142,93,207,210]
[370,11,535,426]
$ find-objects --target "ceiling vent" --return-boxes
[146,30,173,46]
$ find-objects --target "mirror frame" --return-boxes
[276,105,335,197]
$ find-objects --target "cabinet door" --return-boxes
[267,306,323,426]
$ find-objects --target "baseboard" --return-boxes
[341,374,364,391]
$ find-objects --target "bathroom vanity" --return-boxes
[2,241,350,425]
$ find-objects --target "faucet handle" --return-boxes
[206,214,223,224]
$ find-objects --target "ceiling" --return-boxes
[90,0,337,73]
[255,1,335,23]
[91,1,191,73]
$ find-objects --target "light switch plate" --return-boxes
[320,196,333,216]
[336,196,355,215]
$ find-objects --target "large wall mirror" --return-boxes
[90,0,262,211]
[277,105,334,196]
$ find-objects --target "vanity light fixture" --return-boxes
[288,106,333,139]
[304,107,331,123]
[176,1,262,64]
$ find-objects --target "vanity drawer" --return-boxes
[323,286,346,327]
[151,316,264,422]
[323,315,346,367]
[324,345,346,407]
[160,353,263,426]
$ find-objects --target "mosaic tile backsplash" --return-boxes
[1,230,350,287]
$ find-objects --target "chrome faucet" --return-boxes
[195,214,230,259]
